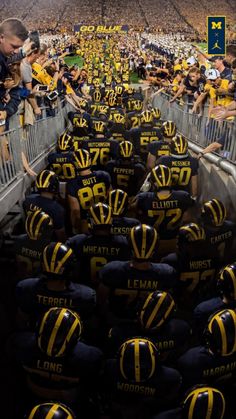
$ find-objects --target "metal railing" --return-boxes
[151,91,236,163]
[0,100,74,222]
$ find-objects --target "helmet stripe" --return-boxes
[42,172,53,188]
[208,202,219,226]
[206,389,213,419]
[140,293,154,326]
[114,190,120,214]
[134,339,141,382]
[34,214,49,240]
[38,310,51,350]
[54,248,73,274]
[188,391,199,419]
[47,308,67,356]
[100,204,105,224]
[28,405,39,419]
[145,291,166,329]
[148,341,156,379]
[90,206,102,224]
[131,227,140,258]
[46,404,61,419]
[145,228,158,259]
[119,342,128,379]
[180,226,199,241]
[50,242,62,273]
[43,246,50,273]
[141,225,147,259]
[213,199,224,225]
[28,210,39,239]
[57,315,80,357]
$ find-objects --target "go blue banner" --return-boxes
[207,16,226,56]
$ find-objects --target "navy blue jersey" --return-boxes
[108,318,191,361]
[66,233,130,288]
[177,345,236,388]
[47,151,76,181]
[105,159,146,196]
[99,261,177,318]
[109,124,128,142]
[68,111,91,137]
[67,170,111,219]
[129,127,163,162]
[126,111,141,129]
[148,140,170,158]
[16,277,96,321]
[204,221,236,264]
[136,190,193,239]
[23,194,65,231]
[103,358,181,408]
[8,331,103,390]
[111,216,140,236]
[162,252,219,301]
[157,154,199,193]
[194,298,236,336]
[80,137,118,170]
[14,234,51,279]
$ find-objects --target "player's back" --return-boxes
[105,158,146,196]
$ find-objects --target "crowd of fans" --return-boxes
[0,10,236,419]
[0,0,235,38]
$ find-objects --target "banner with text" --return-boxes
[74,25,129,34]
[207,16,226,56]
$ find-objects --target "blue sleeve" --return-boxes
[5,88,21,117]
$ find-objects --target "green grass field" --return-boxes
[64,55,140,83]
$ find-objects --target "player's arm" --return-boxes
[169,83,185,103]
[191,91,208,113]
[67,194,81,234]
[190,175,198,199]
[147,152,156,170]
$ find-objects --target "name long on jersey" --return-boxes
[136,190,194,240]
[79,136,118,170]
[129,126,163,162]
[67,170,111,219]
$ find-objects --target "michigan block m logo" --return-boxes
[211,21,222,30]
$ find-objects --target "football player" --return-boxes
[15,242,96,329]
[201,199,236,264]
[23,170,66,242]
[129,110,163,163]
[105,141,146,197]
[14,210,53,279]
[147,120,177,169]
[66,203,130,288]
[177,309,236,389]
[67,149,111,233]
[156,134,199,197]
[108,189,140,236]
[132,165,194,257]
[47,132,76,182]
[98,224,177,321]
[80,120,118,171]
